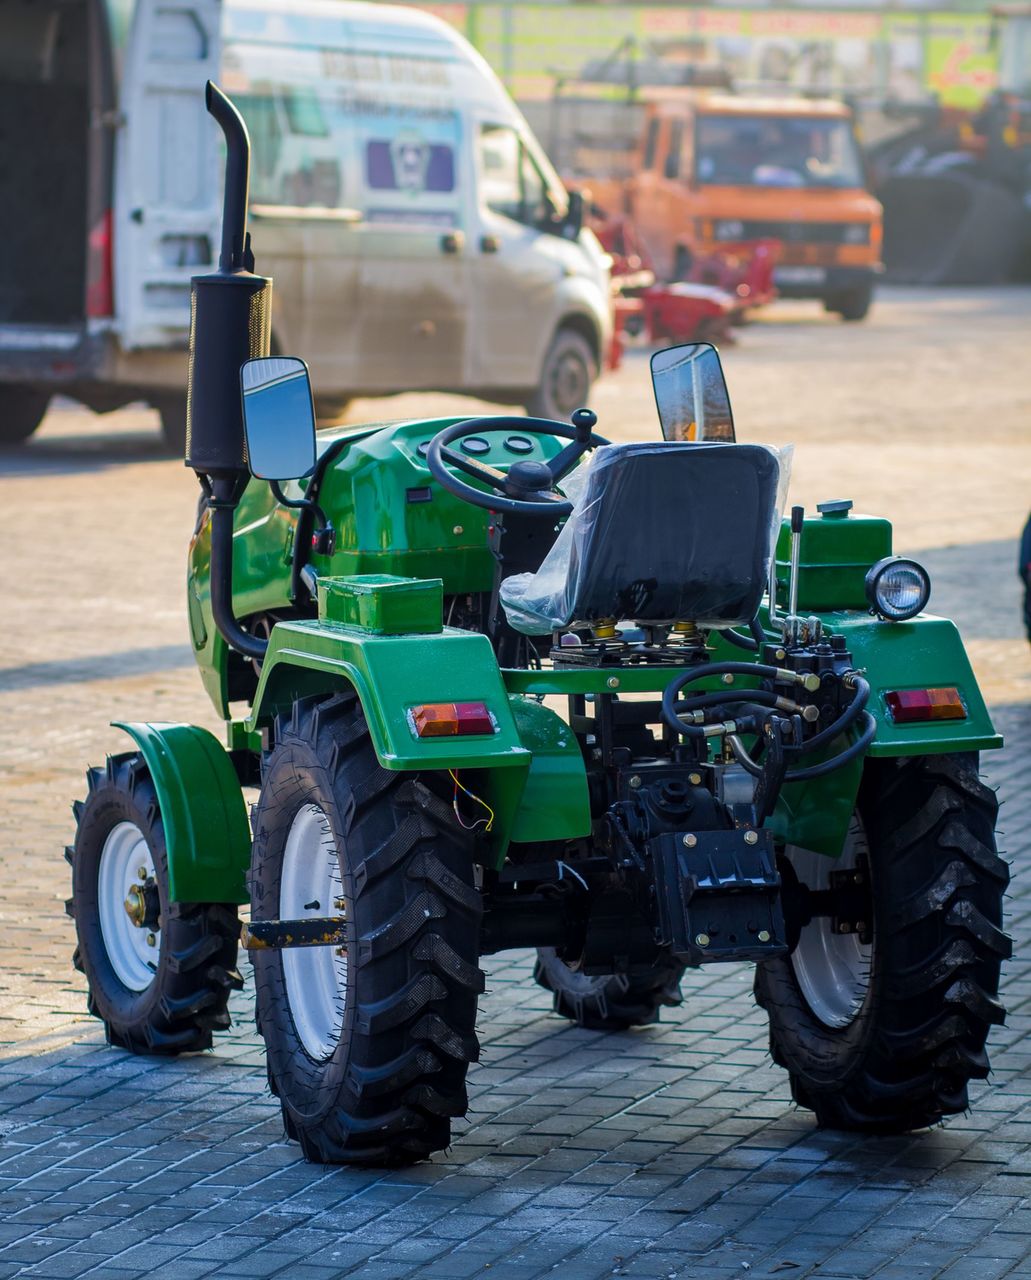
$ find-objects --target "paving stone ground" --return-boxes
[1,288,1030,1279]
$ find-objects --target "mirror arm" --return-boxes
[269,478,331,534]
[208,478,268,661]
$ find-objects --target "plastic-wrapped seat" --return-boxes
[499,441,783,636]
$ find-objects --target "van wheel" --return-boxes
[251,692,483,1165]
[153,394,188,455]
[673,245,694,281]
[0,386,50,445]
[67,753,243,1054]
[526,328,596,421]
[534,949,685,1029]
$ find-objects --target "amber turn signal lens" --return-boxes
[884,688,966,724]
[410,702,495,737]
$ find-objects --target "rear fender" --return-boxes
[766,612,1000,859]
[113,722,250,904]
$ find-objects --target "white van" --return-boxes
[0,0,612,447]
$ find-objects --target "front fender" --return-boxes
[113,722,250,904]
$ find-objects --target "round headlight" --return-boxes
[865,557,930,622]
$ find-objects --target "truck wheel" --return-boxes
[0,386,50,445]
[250,692,483,1165]
[827,281,873,322]
[153,394,188,454]
[525,328,597,421]
[755,753,1009,1133]
[67,752,242,1054]
[534,949,685,1030]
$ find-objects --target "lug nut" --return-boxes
[146,933,157,947]
[683,834,697,847]
[695,933,710,948]
[334,896,346,911]
[839,922,852,934]
[629,775,641,789]
[743,830,758,845]
[137,867,148,880]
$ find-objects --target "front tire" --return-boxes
[525,327,597,421]
[67,753,242,1054]
[826,280,873,322]
[250,693,483,1165]
[535,949,685,1030]
[0,385,50,445]
[756,753,1009,1133]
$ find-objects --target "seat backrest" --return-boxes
[567,441,781,627]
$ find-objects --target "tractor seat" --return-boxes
[499,441,783,635]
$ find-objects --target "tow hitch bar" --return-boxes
[241,918,347,950]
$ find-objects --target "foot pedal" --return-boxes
[649,827,787,966]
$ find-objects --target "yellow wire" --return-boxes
[448,769,495,832]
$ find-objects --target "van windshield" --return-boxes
[695,114,864,189]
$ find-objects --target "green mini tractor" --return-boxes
[67,85,1009,1166]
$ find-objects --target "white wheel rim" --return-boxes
[788,813,873,1029]
[98,821,159,992]
[280,803,347,1061]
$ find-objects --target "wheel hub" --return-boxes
[98,821,160,992]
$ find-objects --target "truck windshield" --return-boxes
[695,114,864,189]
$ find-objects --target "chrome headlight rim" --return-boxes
[865,556,931,622]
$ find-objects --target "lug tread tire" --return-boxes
[755,753,1009,1134]
[534,950,686,1031]
[251,693,482,1166]
[68,752,242,1055]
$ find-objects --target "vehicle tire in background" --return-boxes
[826,281,874,322]
[67,752,242,1054]
[755,752,1009,1133]
[0,385,50,445]
[251,692,483,1165]
[535,948,686,1030]
[525,327,597,421]
[153,393,188,455]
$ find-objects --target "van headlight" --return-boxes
[714,219,745,240]
[842,223,870,244]
[865,557,930,621]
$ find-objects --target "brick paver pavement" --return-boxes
[2,289,1030,1278]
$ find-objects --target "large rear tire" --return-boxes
[67,753,242,1054]
[0,385,50,445]
[534,949,685,1030]
[755,753,1009,1133]
[251,692,483,1165]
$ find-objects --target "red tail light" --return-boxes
[410,702,496,737]
[86,210,114,318]
[884,688,966,724]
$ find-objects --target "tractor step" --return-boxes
[241,917,347,950]
[650,827,787,966]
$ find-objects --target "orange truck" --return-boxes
[605,90,884,321]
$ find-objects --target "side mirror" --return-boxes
[240,356,316,480]
[563,189,584,239]
[650,342,735,442]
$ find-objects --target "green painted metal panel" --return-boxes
[829,612,1001,755]
[318,574,444,634]
[774,508,893,611]
[506,697,592,845]
[248,620,532,773]
[768,741,864,859]
[113,722,251,905]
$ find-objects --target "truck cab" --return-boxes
[627,92,883,321]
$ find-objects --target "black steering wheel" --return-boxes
[425,410,608,518]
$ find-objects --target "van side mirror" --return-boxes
[240,356,317,480]
[650,342,735,442]
[562,190,584,239]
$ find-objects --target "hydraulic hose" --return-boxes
[716,617,768,653]
[209,500,269,661]
[787,675,870,756]
[783,712,877,782]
